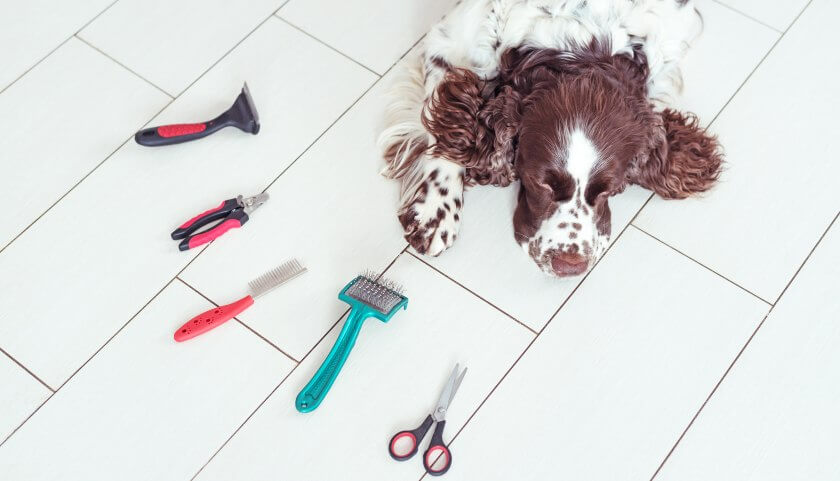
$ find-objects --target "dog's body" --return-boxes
[380,0,722,276]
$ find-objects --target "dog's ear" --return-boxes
[422,67,485,167]
[629,109,723,199]
[423,67,524,186]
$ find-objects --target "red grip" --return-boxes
[157,123,207,138]
[174,296,254,342]
[178,201,227,230]
[187,218,241,249]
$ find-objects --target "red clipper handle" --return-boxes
[180,217,243,251]
[174,295,254,342]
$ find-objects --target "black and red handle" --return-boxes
[389,415,452,476]
[171,198,239,240]
[177,209,248,251]
[135,120,223,146]
[423,420,452,476]
[389,415,433,461]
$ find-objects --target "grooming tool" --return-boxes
[135,82,260,146]
[389,364,467,477]
[171,192,268,251]
[295,273,408,413]
[174,259,306,342]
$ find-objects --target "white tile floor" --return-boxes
[0,1,836,480]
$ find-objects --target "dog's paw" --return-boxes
[398,173,463,256]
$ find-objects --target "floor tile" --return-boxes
[634,0,840,303]
[79,0,284,95]
[676,0,778,123]
[0,355,49,442]
[0,38,170,250]
[715,0,808,31]
[193,253,533,481]
[0,0,113,91]
[180,67,405,360]
[437,227,769,481]
[415,0,773,332]
[656,219,839,481]
[279,0,458,74]
[0,18,375,388]
[0,280,294,481]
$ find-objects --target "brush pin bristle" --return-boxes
[346,273,405,314]
[248,259,306,298]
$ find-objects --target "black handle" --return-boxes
[177,209,248,251]
[171,198,239,240]
[389,414,433,461]
[423,420,452,476]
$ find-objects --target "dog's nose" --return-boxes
[551,252,589,277]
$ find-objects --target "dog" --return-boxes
[379,0,723,277]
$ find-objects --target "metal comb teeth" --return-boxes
[248,259,307,298]
[347,273,405,314]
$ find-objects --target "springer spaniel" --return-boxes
[379,0,722,277]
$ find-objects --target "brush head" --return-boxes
[248,259,307,298]
[339,272,408,321]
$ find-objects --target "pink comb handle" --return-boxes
[174,296,254,342]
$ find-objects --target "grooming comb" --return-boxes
[296,272,408,413]
[174,259,306,342]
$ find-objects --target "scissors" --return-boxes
[388,364,467,476]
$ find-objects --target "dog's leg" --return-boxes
[397,154,465,256]
[380,51,470,256]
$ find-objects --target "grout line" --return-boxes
[0,37,73,97]
[175,277,300,364]
[648,310,772,480]
[706,0,813,129]
[74,0,121,34]
[772,210,839,304]
[0,0,119,97]
[74,35,174,99]
[631,225,773,306]
[170,7,285,99]
[709,0,783,33]
[0,98,174,256]
[407,251,538,336]
[276,16,382,78]
[649,211,838,480]
[0,347,55,393]
[188,246,409,480]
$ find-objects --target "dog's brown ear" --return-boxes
[630,109,723,199]
[423,68,523,186]
[423,67,485,166]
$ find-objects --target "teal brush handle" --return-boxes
[296,307,372,413]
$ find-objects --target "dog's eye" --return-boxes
[546,172,574,203]
[585,179,609,206]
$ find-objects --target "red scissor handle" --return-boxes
[389,414,433,461]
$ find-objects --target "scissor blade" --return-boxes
[434,364,467,420]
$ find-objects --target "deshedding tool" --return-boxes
[135,82,260,146]
[174,259,306,342]
[296,273,408,413]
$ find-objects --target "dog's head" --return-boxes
[498,46,722,277]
